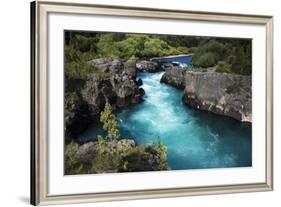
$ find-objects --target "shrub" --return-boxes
[230,47,252,75]
[189,47,198,53]
[176,46,189,54]
[200,39,226,57]
[71,34,98,53]
[216,61,232,73]
[96,33,121,58]
[64,92,78,117]
[91,138,122,173]
[65,142,82,174]
[153,139,168,170]
[64,45,96,79]
[100,102,120,141]
[193,52,217,67]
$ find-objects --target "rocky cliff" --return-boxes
[65,58,144,140]
[161,68,252,122]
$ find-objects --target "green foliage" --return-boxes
[65,142,82,174]
[153,138,168,170]
[228,46,252,75]
[176,46,189,54]
[96,34,122,58]
[91,138,122,173]
[142,38,170,57]
[115,35,148,60]
[158,35,200,48]
[95,34,187,59]
[216,61,232,73]
[100,102,120,141]
[191,38,251,75]
[192,40,225,67]
[119,141,168,172]
[64,92,78,117]
[189,47,199,53]
[193,52,217,67]
[71,34,99,53]
[200,39,226,56]
[65,31,251,76]
[64,45,96,79]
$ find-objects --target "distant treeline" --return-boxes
[65,31,252,78]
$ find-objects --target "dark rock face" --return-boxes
[160,67,186,89]
[135,78,143,86]
[182,71,252,122]
[124,60,137,78]
[162,63,174,71]
[139,88,145,97]
[136,60,160,73]
[87,58,142,108]
[65,58,143,139]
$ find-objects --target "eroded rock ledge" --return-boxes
[65,58,145,140]
[161,68,252,122]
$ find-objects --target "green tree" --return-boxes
[153,138,168,170]
[100,102,120,141]
[91,135,121,173]
[65,141,82,174]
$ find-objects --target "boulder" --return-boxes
[139,88,145,96]
[77,141,99,164]
[160,67,186,89]
[136,78,143,86]
[136,60,160,73]
[124,60,137,78]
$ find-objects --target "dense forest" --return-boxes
[65,31,252,80]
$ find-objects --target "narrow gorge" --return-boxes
[64,32,253,174]
[80,57,252,170]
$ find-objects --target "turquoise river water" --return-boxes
[81,71,252,170]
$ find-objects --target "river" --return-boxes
[80,55,252,170]
[116,71,252,170]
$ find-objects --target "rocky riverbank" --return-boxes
[65,58,145,141]
[73,139,166,173]
[161,68,252,122]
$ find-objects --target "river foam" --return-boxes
[117,72,252,170]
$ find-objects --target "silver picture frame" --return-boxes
[31,0,273,205]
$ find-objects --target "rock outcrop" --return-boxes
[183,71,252,122]
[136,60,161,73]
[160,67,186,89]
[160,68,252,122]
[77,139,136,164]
[65,58,144,140]
[76,139,165,172]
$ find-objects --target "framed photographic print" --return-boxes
[31,0,273,205]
